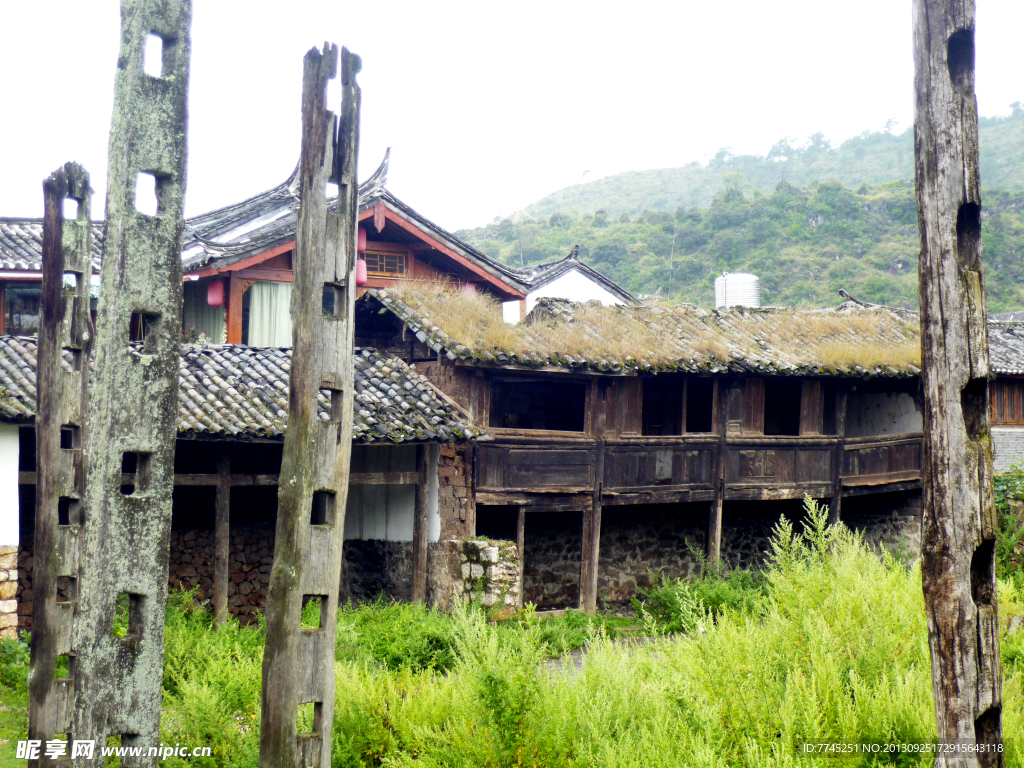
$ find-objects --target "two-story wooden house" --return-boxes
[357,284,928,610]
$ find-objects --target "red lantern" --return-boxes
[356,259,368,286]
[357,228,367,253]
[207,279,224,307]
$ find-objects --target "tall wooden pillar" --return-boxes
[516,506,526,608]
[913,0,1003,761]
[71,1,192,761]
[29,163,93,766]
[707,380,726,566]
[411,444,429,603]
[828,388,848,526]
[580,439,604,614]
[258,44,360,768]
[213,448,231,626]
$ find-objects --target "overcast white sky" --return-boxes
[1,1,1022,230]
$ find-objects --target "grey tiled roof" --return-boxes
[0,337,474,443]
[988,322,1024,375]
[0,219,104,272]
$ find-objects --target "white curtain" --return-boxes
[247,281,293,347]
[182,281,225,343]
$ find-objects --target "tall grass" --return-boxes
[150,498,1024,767]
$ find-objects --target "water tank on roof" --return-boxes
[715,272,761,310]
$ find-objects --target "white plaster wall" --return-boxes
[502,268,625,323]
[0,425,18,547]
[342,443,440,543]
[845,392,923,438]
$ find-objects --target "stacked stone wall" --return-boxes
[456,539,520,609]
[0,546,18,638]
[438,442,473,539]
[992,426,1024,473]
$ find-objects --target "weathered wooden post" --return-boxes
[71,0,191,762]
[258,44,360,768]
[913,1,1003,764]
[29,163,93,766]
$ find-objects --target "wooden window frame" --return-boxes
[990,377,1024,425]
[363,250,407,278]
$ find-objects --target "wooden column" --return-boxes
[517,506,525,608]
[411,444,429,602]
[29,163,93,766]
[828,388,848,526]
[226,273,243,344]
[707,380,726,567]
[580,438,604,614]
[213,448,231,626]
[259,44,360,768]
[71,0,192,759]
[913,0,1003,761]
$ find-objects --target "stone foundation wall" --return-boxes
[455,539,520,609]
[438,443,473,540]
[341,540,413,604]
[0,545,18,639]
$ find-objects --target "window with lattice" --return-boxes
[990,378,1024,425]
[363,251,406,277]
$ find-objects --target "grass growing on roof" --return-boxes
[381,280,923,372]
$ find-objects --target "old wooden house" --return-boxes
[358,285,930,610]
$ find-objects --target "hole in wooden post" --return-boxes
[143,33,164,78]
[326,181,339,198]
[56,577,77,604]
[55,655,70,679]
[322,388,343,422]
[970,538,996,606]
[975,706,1002,753]
[62,197,79,221]
[947,28,975,91]
[135,172,159,216]
[120,452,152,495]
[59,424,80,450]
[62,272,80,298]
[956,201,982,269]
[300,595,327,629]
[65,348,83,372]
[310,490,335,527]
[961,377,988,439]
[129,311,161,351]
[296,701,323,734]
[112,592,145,638]
[322,283,345,319]
[57,497,80,526]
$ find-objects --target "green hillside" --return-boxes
[524,105,1024,218]
[455,106,1024,311]
[457,179,1024,312]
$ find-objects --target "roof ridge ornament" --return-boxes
[360,147,390,197]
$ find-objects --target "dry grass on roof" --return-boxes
[386,281,675,364]
[382,281,922,372]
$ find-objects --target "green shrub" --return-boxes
[336,596,459,673]
[994,462,1024,584]
[0,633,29,692]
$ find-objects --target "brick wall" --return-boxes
[415,362,473,408]
[438,442,474,539]
[992,426,1024,473]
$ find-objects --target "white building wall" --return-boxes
[992,426,1024,473]
[845,392,923,438]
[502,268,625,323]
[342,443,440,543]
[0,425,18,548]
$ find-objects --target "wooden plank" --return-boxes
[70,1,192,757]
[213,448,230,626]
[603,488,715,506]
[29,163,93,749]
[351,472,418,485]
[799,380,823,436]
[724,483,833,501]
[743,379,764,435]
[473,491,591,510]
[841,470,922,487]
[842,479,922,497]
[411,445,429,602]
[235,268,296,282]
[259,45,360,768]
[621,378,642,435]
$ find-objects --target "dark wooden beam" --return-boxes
[19,470,418,487]
[411,445,429,603]
[580,439,604,614]
[707,380,726,566]
[235,268,295,283]
[829,388,848,526]
[516,505,525,608]
[213,448,230,627]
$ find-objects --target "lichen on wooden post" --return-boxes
[70,0,191,762]
[29,163,93,767]
[258,43,360,768]
[913,0,1003,763]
